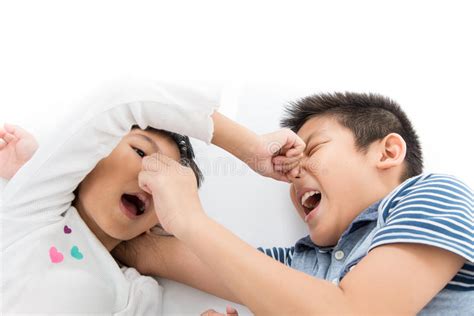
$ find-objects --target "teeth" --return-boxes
[136,193,147,204]
[301,190,321,208]
[134,193,148,214]
[123,193,148,215]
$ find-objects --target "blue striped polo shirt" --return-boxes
[259,173,473,314]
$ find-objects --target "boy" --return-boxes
[114,92,473,315]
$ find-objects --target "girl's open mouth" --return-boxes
[120,193,146,219]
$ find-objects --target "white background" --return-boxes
[1,1,473,315]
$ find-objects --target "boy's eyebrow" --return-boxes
[304,132,321,145]
[131,134,161,152]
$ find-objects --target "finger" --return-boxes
[142,153,171,172]
[3,132,17,143]
[274,156,301,170]
[142,155,160,172]
[226,306,238,315]
[4,123,31,139]
[144,152,181,170]
[138,170,156,194]
[272,154,302,165]
[153,152,179,165]
[0,126,6,138]
[285,146,305,157]
[0,138,7,150]
[274,162,297,172]
[280,129,304,146]
[282,133,306,157]
[279,160,301,173]
[275,163,299,174]
[200,309,222,316]
[292,133,306,149]
[285,139,306,157]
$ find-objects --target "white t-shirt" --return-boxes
[0,80,220,315]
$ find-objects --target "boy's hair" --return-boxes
[281,92,423,181]
[131,125,204,188]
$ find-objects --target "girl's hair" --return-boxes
[131,125,204,188]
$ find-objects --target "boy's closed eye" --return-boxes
[306,141,328,156]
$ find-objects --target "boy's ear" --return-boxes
[376,133,407,170]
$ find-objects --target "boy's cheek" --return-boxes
[289,185,302,216]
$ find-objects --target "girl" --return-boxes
[1,80,304,315]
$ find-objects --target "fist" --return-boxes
[247,128,305,182]
[138,153,204,236]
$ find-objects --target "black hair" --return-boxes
[131,125,204,188]
[281,92,423,181]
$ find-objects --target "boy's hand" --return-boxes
[138,153,205,236]
[201,306,239,316]
[0,123,38,179]
[247,128,305,182]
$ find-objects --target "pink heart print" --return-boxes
[49,246,64,263]
[64,225,72,234]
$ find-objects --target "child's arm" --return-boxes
[112,233,241,303]
[211,112,305,182]
[113,233,295,304]
[0,123,38,180]
[139,156,469,315]
[1,80,221,246]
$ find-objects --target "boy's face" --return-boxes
[74,129,180,244]
[289,115,387,247]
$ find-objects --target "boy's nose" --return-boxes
[290,165,302,179]
[287,156,309,180]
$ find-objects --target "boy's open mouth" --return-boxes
[121,193,147,217]
[300,190,322,215]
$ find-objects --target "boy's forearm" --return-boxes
[177,213,353,315]
[139,234,240,303]
[211,111,259,163]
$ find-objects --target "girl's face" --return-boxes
[74,129,180,250]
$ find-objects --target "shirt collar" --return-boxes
[341,199,381,237]
[294,199,381,253]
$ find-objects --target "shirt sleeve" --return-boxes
[368,174,473,263]
[0,177,8,194]
[257,246,295,266]
[1,79,221,225]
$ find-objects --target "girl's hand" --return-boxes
[138,153,205,236]
[247,128,305,182]
[0,123,39,179]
